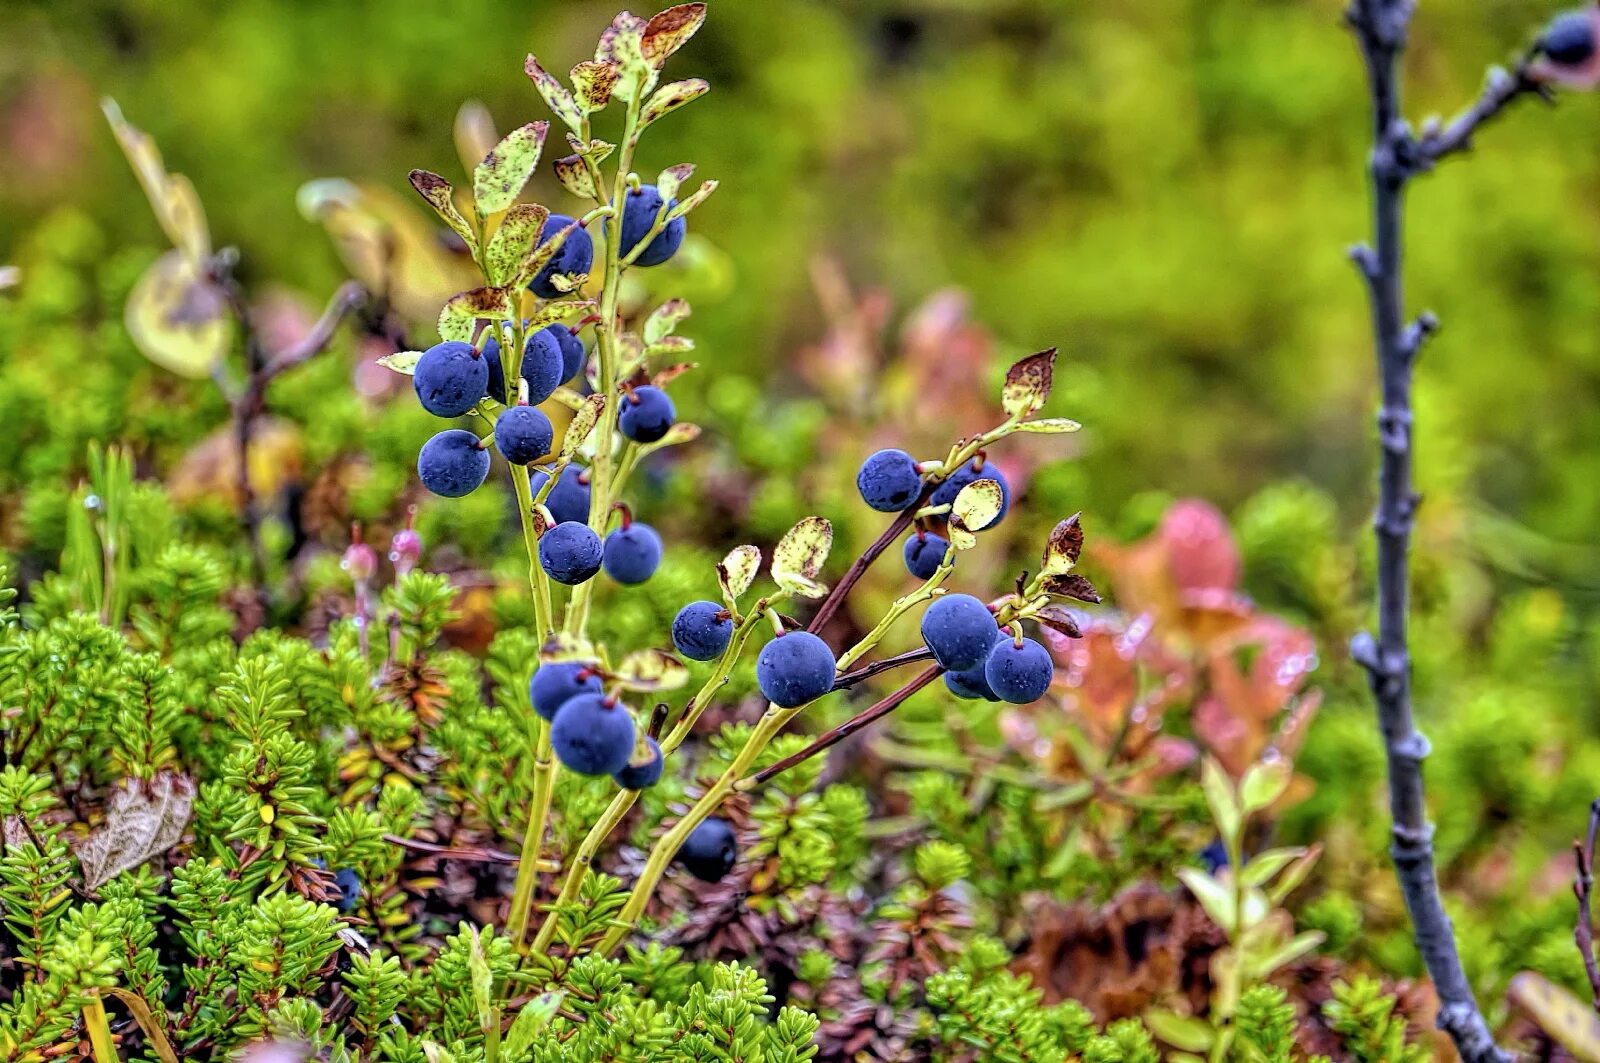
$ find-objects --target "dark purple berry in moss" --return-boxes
[920,593,998,671]
[1543,9,1598,66]
[530,465,592,525]
[484,328,564,405]
[756,631,836,708]
[931,458,1010,525]
[903,530,949,580]
[857,449,922,512]
[530,661,603,721]
[539,521,603,585]
[332,867,362,913]
[619,385,676,443]
[529,213,595,299]
[673,601,735,661]
[418,429,490,497]
[984,636,1054,704]
[679,817,737,882]
[602,522,662,585]
[613,737,664,789]
[414,340,488,417]
[619,184,687,267]
[550,693,635,776]
[494,405,554,465]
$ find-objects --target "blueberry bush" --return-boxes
[6,2,1600,1061]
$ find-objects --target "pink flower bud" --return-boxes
[341,523,378,585]
[389,506,422,575]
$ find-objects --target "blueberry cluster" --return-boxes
[853,448,1010,580]
[919,593,1054,704]
[529,660,664,787]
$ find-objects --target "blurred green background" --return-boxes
[6,0,1600,552]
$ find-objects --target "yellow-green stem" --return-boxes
[83,990,118,1063]
[507,721,554,946]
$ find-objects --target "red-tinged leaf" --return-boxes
[1002,348,1057,419]
[408,169,477,250]
[526,55,582,130]
[641,3,707,66]
[1042,513,1084,575]
[1043,572,1100,603]
[1033,604,1083,640]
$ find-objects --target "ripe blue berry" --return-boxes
[494,405,554,465]
[1544,10,1597,65]
[619,385,676,443]
[547,324,586,383]
[602,523,662,585]
[903,531,950,580]
[857,449,923,512]
[619,184,686,267]
[413,340,488,417]
[613,737,664,789]
[332,867,362,913]
[756,631,836,708]
[539,521,603,585]
[920,593,998,671]
[550,693,636,776]
[984,636,1054,704]
[529,213,594,299]
[679,816,737,882]
[945,661,1000,701]
[529,661,602,721]
[672,601,735,661]
[484,328,564,405]
[530,465,592,525]
[931,458,1011,525]
[418,429,490,497]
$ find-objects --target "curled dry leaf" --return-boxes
[1002,348,1058,420]
[562,393,607,460]
[437,286,514,344]
[614,648,689,692]
[718,544,761,602]
[75,772,195,889]
[773,516,833,599]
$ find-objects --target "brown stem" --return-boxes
[744,665,942,789]
[808,485,933,634]
[830,647,935,692]
[1575,800,1600,1012]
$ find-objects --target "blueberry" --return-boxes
[529,213,595,299]
[945,661,1000,701]
[903,531,950,580]
[619,385,676,443]
[550,693,636,776]
[678,817,737,882]
[612,737,664,790]
[983,636,1054,704]
[1543,10,1597,66]
[547,324,587,383]
[1200,837,1229,874]
[530,465,592,525]
[857,449,923,512]
[672,601,735,661]
[494,405,555,465]
[418,429,491,497]
[413,340,489,418]
[539,521,604,585]
[920,594,998,671]
[530,660,602,721]
[930,459,1010,525]
[484,328,564,405]
[619,184,686,267]
[602,523,663,585]
[332,867,362,913]
[755,631,836,708]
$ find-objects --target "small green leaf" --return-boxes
[1041,514,1083,576]
[951,478,1003,536]
[571,60,618,114]
[505,993,564,1056]
[525,299,594,332]
[526,55,582,131]
[125,251,232,379]
[1177,867,1235,932]
[438,286,514,344]
[1266,845,1321,905]
[1002,348,1058,419]
[640,78,709,129]
[485,203,549,287]
[643,299,691,344]
[637,422,700,457]
[641,4,707,67]
[1240,758,1291,814]
[1201,757,1241,848]
[1144,1010,1215,1053]
[614,649,688,692]
[555,155,598,200]
[1012,417,1082,434]
[595,12,651,102]
[467,928,493,1029]
[408,169,477,251]
[474,122,548,215]
[718,545,761,603]
[377,351,423,376]
[773,516,833,599]
[1243,931,1324,981]
[664,179,718,223]
[657,163,694,202]
[562,393,606,460]
[1238,847,1307,889]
